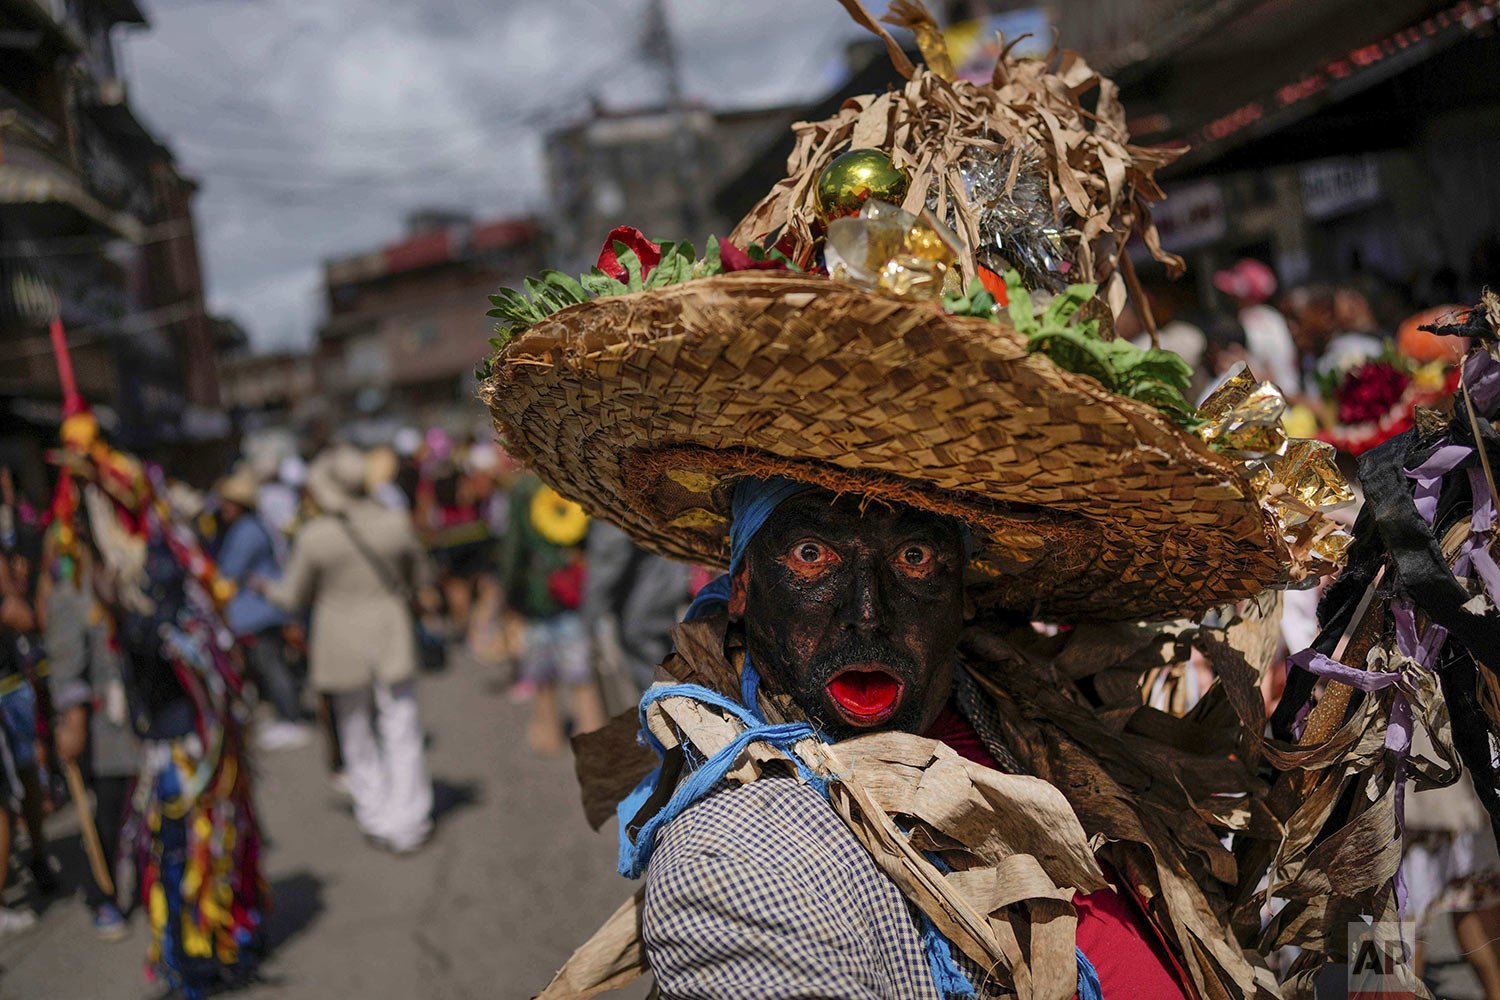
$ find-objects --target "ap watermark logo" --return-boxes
[1348,920,1420,1000]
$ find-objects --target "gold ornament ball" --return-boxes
[814,149,910,223]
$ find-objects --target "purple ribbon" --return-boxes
[1460,468,1500,606]
[1287,598,1448,919]
[1466,345,1500,414]
[1407,444,1471,524]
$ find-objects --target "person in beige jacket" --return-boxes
[261,445,434,853]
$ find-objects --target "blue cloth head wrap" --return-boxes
[684,475,972,624]
[683,476,813,623]
[682,477,812,711]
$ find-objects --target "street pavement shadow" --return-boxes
[430,778,481,824]
[263,870,325,951]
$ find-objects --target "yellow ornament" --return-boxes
[211,576,237,606]
[60,411,100,452]
[530,485,589,547]
[814,149,910,224]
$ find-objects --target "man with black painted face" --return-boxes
[630,483,1190,1000]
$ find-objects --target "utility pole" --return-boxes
[640,0,704,239]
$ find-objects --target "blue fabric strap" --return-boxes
[616,682,823,879]
[1076,945,1103,1000]
[918,910,977,998]
[728,478,814,573]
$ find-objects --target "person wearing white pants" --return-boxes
[262,445,435,854]
[331,679,432,851]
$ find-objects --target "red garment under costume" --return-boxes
[924,704,1192,999]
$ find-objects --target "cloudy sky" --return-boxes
[120,0,891,351]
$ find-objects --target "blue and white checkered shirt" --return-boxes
[642,774,1001,1000]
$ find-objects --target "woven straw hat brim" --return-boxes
[482,272,1285,621]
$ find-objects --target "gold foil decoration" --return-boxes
[1196,363,1256,421]
[1196,367,1288,462]
[1250,439,1355,528]
[825,200,961,302]
[1193,364,1355,582]
[882,0,956,81]
[1312,526,1353,565]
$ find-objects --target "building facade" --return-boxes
[314,213,545,433]
[544,103,801,273]
[0,0,227,494]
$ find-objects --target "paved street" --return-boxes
[0,652,648,1000]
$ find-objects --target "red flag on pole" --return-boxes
[48,315,87,417]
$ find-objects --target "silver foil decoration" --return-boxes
[928,144,1076,291]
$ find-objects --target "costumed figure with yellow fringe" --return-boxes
[45,330,264,998]
[498,473,602,754]
[480,4,1500,997]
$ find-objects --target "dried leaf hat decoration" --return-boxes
[732,0,1185,310]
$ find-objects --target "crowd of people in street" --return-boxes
[0,415,700,992]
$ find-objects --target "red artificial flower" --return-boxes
[1336,360,1410,425]
[596,226,661,282]
[717,237,789,273]
[977,265,1009,307]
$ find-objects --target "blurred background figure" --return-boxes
[1324,284,1388,373]
[365,445,408,512]
[414,432,494,638]
[258,455,309,562]
[1405,750,1500,1000]
[42,537,136,942]
[1213,259,1300,394]
[213,470,308,751]
[582,522,691,711]
[458,442,518,670]
[499,474,602,755]
[264,446,434,854]
[1198,311,1251,401]
[0,501,50,938]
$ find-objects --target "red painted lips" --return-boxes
[826,664,905,727]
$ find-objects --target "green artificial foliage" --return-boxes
[977,269,1201,430]
[482,230,808,379]
[941,278,1000,319]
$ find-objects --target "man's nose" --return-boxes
[837,557,887,632]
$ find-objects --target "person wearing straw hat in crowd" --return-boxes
[476,4,1500,998]
[260,446,434,853]
[214,469,308,751]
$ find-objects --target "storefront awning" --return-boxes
[1122,0,1497,173]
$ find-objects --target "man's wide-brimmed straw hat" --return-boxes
[482,2,1349,621]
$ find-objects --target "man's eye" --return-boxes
[792,542,830,564]
[900,544,933,567]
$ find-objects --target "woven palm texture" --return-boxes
[482,272,1286,621]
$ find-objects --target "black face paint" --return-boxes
[731,488,967,739]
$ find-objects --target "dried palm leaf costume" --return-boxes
[46,395,265,998]
[480,5,1500,998]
